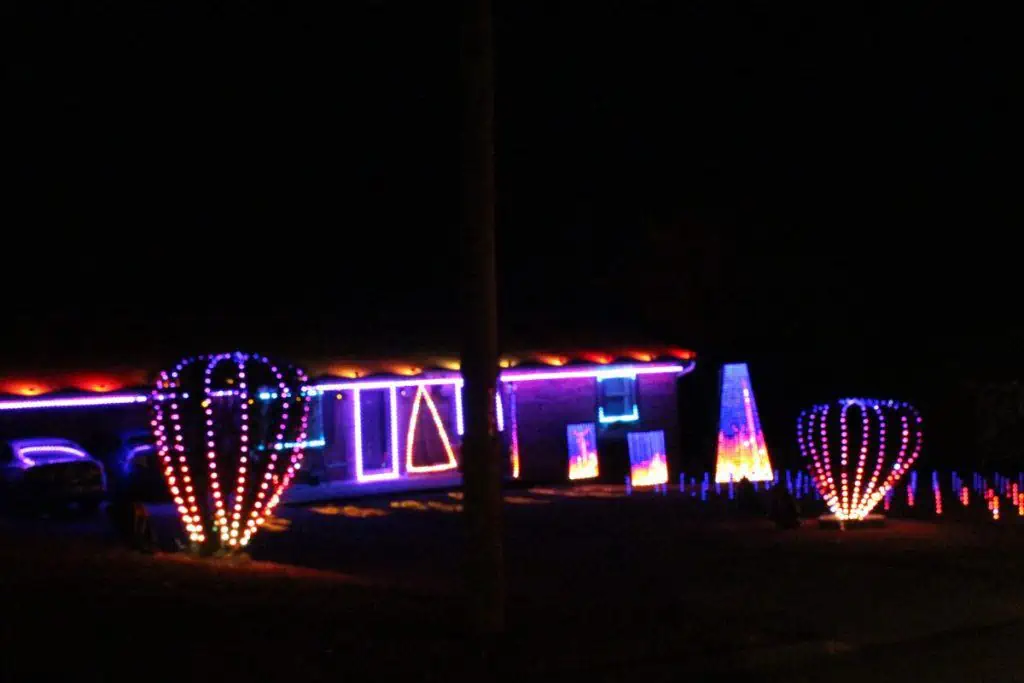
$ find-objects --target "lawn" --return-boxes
[3,486,1024,682]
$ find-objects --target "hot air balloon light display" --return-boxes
[151,353,310,552]
[797,398,922,522]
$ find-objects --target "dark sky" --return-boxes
[5,2,1018,381]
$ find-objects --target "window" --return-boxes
[597,376,639,424]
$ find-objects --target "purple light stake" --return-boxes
[786,470,793,493]
[625,475,632,496]
[690,477,696,497]
[728,476,735,500]
[679,472,685,493]
[773,469,780,485]
[884,488,892,511]
[908,471,917,507]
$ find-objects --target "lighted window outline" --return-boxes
[353,388,401,483]
[405,385,458,474]
[449,382,504,437]
[597,373,639,424]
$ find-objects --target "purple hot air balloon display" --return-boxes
[797,398,922,521]
[150,353,311,551]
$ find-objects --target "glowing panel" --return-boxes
[797,398,923,521]
[566,422,599,481]
[405,385,458,474]
[627,430,669,487]
[509,387,520,479]
[715,363,773,483]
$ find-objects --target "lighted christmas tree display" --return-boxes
[150,353,310,552]
[797,398,923,521]
[715,363,773,483]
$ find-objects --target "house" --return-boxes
[0,347,696,499]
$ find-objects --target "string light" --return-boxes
[0,393,148,411]
[797,398,923,521]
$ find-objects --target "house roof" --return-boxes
[0,347,695,399]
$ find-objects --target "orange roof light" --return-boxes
[436,359,461,371]
[629,350,654,362]
[582,352,613,365]
[329,366,362,379]
[5,382,52,396]
[537,354,567,367]
[72,376,124,393]
[392,365,422,376]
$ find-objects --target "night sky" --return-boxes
[5,1,1018,432]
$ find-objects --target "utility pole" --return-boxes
[460,0,505,639]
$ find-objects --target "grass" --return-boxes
[3,486,1024,681]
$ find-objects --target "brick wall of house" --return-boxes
[509,372,683,484]
[511,377,598,482]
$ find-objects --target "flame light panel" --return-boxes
[567,422,599,481]
[627,430,669,487]
[715,363,773,483]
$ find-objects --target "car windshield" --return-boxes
[126,434,155,449]
[16,444,87,461]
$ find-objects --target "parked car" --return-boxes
[112,430,168,501]
[0,438,107,512]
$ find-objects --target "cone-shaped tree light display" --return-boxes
[715,363,773,483]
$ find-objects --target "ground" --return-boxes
[3,486,1024,682]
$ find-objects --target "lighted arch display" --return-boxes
[797,398,923,521]
[715,363,773,483]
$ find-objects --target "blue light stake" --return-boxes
[625,475,632,496]
[728,476,735,500]
[773,469,780,485]
[690,477,696,497]
[786,470,793,492]
[679,472,685,493]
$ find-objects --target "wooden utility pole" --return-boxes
[460,0,505,638]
